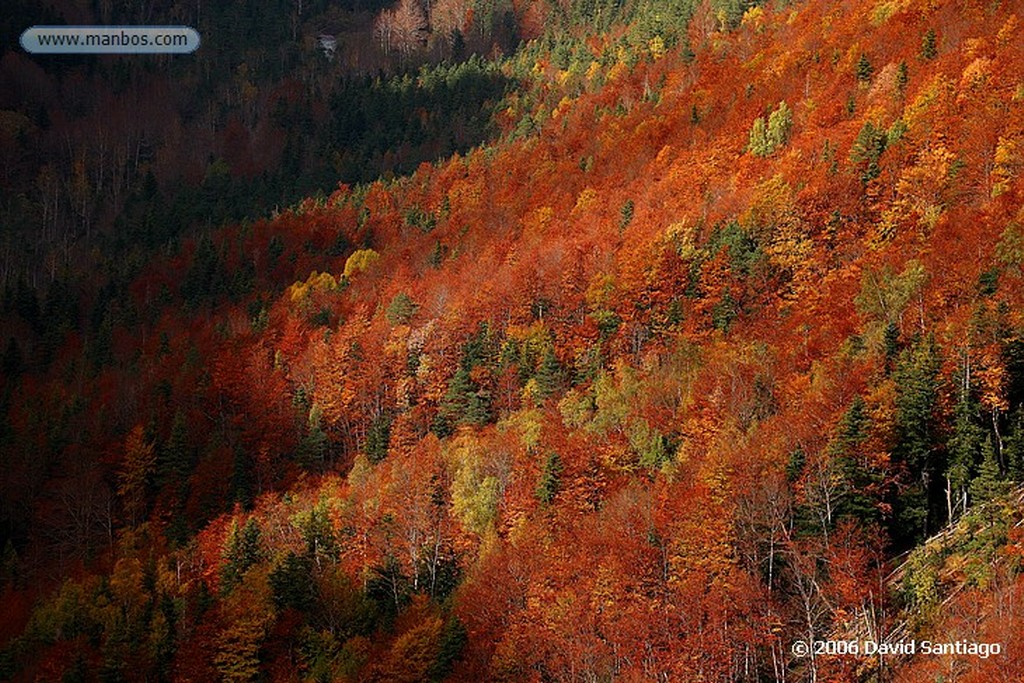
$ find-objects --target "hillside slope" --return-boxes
[3,0,1024,680]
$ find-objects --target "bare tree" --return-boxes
[392,0,428,60]
[374,8,397,55]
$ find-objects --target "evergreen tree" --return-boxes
[231,448,254,509]
[159,411,191,486]
[856,53,874,82]
[269,551,315,611]
[883,321,900,370]
[221,518,265,593]
[536,452,563,505]
[946,384,983,517]
[831,397,881,524]
[534,346,565,400]
[891,337,942,541]
[428,617,468,681]
[435,365,491,436]
[296,502,338,564]
[1006,407,1024,481]
[297,404,328,469]
[366,414,392,464]
[971,436,1010,503]
[920,28,937,60]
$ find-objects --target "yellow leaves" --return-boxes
[997,15,1019,46]
[957,56,993,104]
[585,60,602,83]
[378,610,444,683]
[977,351,1009,414]
[741,5,765,31]
[664,221,700,260]
[903,75,954,133]
[343,249,380,278]
[888,142,955,232]
[741,174,811,275]
[447,434,502,536]
[585,272,616,309]
[288,270,339,302]
[119,425,155,525]
[607,61,629,83]
[991,136,1022,198]
[523,205,554,239]
[996,221,1024,269]
[501,408,543,452]
[647,36,666,60]
[552,96,573,119]
[573,187,597,214]
[869,0,936,24]
[559,388,595,429]
[215,567,274,682]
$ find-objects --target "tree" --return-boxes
[158,410,191,486]
[920,28,937,60]
[1006,407,1024,481]
[392,0,428,60]
[297,404,328,469]
[971,437,1009,503]
[366,414,392,464]
[748,101,791,157]
[222,518,265,593]
[434,366,490,436]
[850,121,888,184]
[269,551,315,611]
[386,292,419,325]
[766,100,792,150]
[118,425,156,527]
[534,345,565,400]
[891,336,942,542]
[856,53,874,82]
[536,452,563,505]
[946,375,983,519]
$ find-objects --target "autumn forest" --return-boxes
[3,0,1024,680]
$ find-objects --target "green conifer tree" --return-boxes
[536,452,563,505]
[222,518,265,593]
[971,436,1010,503]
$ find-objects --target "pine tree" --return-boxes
[269,551,315,611]
[946,386,983,517]
[534,346,565,400]
[366,414,392,464]
[971,436,1009,503]
[831,397,881,524]
[920,28,937,60]
[891,337,942,540]
[436,365,491,435]
[159,411,191,486]
[297,404,328,469]
[119,425,156,527]
[222,518,265,593]
[856,53,874,82]
[536,452,563,505]
[1006,407,1024,481]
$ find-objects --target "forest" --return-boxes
[3,0,1024,680]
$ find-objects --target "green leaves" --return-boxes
[747,101,792,157]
